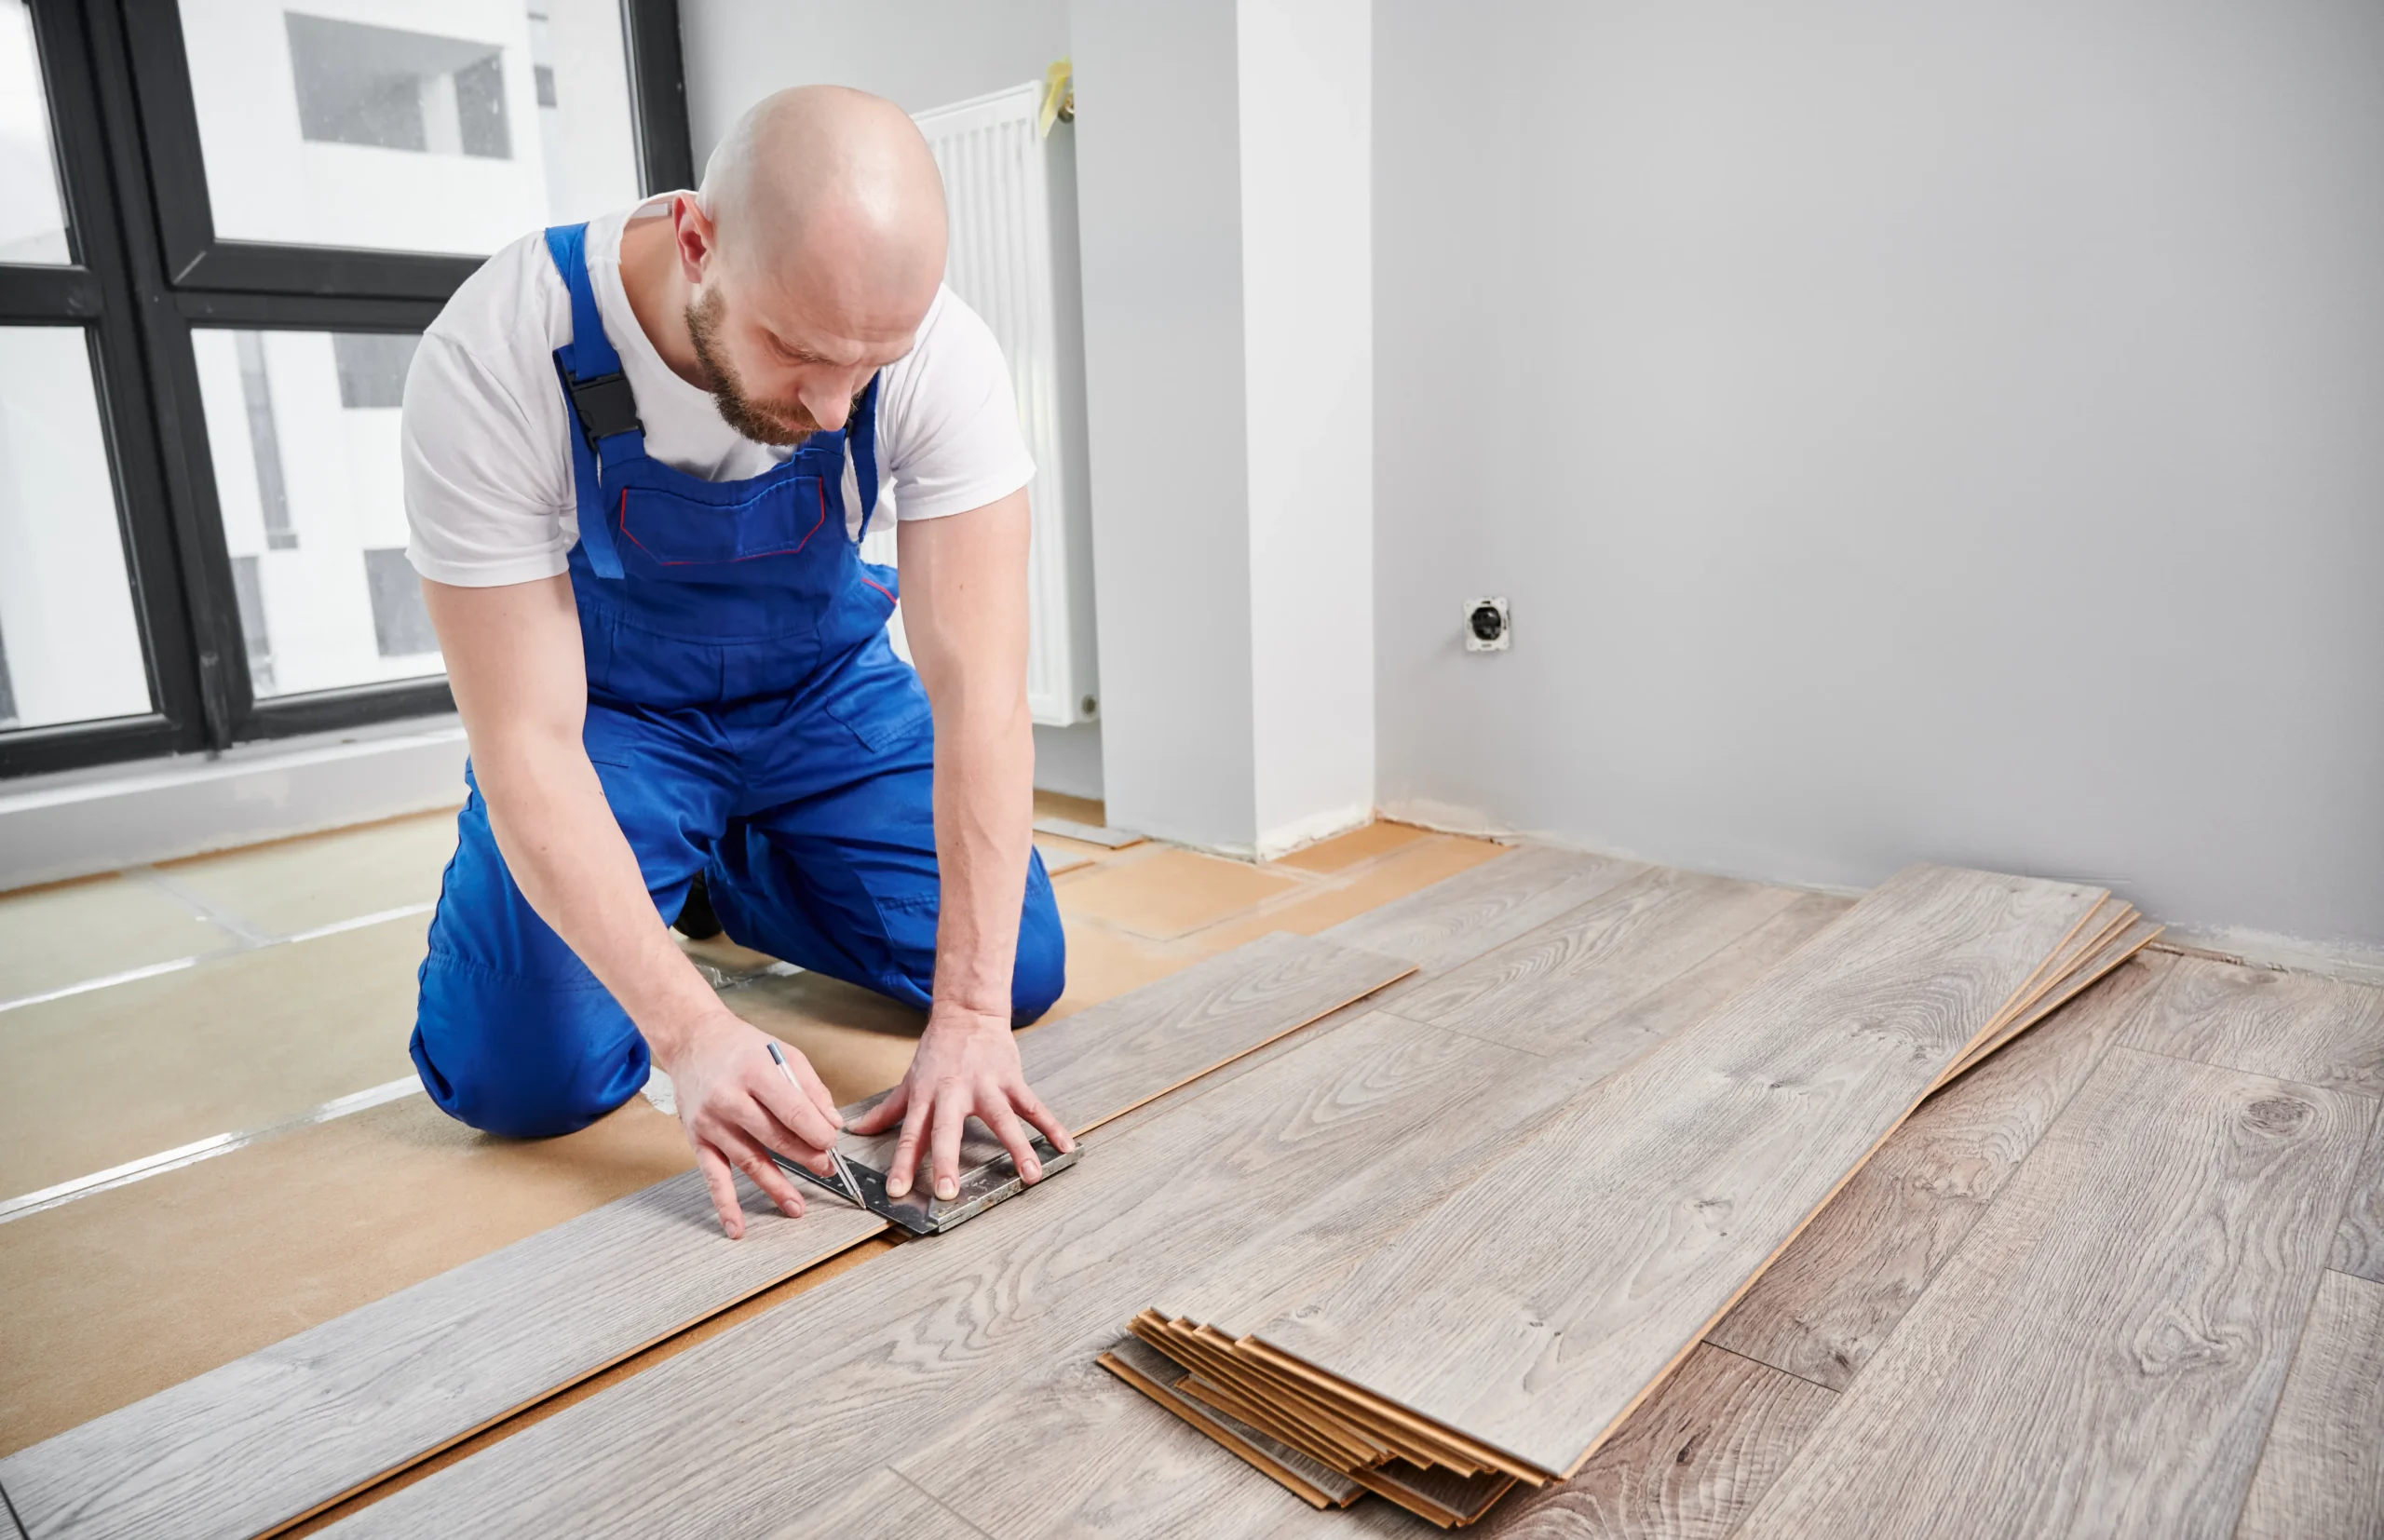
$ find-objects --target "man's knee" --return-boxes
[1011,886,1066,1025]
[413,956,650,1140]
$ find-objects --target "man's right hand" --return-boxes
[657,1010,846,1238]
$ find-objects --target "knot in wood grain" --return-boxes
[2242,1095,2311,1136]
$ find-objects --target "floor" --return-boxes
[290,863,2384,1539]
[0,792,1506,1460]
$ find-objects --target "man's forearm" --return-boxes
[927,694,1036,1020]
[475,734,723,1064]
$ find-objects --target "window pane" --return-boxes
[178,0,643,257]
[0,0,71,264]
[0,329,152,730]
[191,328,443,698]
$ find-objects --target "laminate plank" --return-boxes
[2331,1117,2384,1283]
[1101,1339,1364,1508]
[322,872,1831,1538]
[1946,916,2160,1080]
[1251,864,2105,1479]
[3,932,1402,1540]
[2233,1267,2384,1540]
[1161,892,1852,1341]
[319,1011,1538,1538]
[1707,952,2167,1389]
[1318,846,1650,975]
[1737,1048,2374,1540]
[1388,867,1808,1058]
[0,1175,884,1540]
[2119,954,2384,1099]
[774,1466,994,1540]
[1475,1344,1835,1540]
[798,890,1861,1537]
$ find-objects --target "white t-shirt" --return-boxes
[401,196,1034,588]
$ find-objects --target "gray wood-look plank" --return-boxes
[838,931,1412,1178]
[1737,1047,2375,1540]
[1251,864,2105,1478]
[1475,1344,1835,1540]
[772,1466,995,1540]
[1389,867,1809,1057]
[1171,891,1850,1341]
[1707,952,2167,1388]
[2120,955,2384,1099]
[1,932,1402,1540]
[2233,1268,2384,1540]
[1319,846,1650,974]
[320,1010,1537,1538]
[2333,1118,2384,1284]
[820,889,1853,1538]
[320,871,1825,1538]
[0,1173,886,1540]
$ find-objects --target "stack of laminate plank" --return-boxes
[1104,864,2161,1529]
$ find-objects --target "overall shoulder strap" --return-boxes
[542,223,631,579]
[847,372,882,544]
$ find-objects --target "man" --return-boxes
[400,86,1072,1238]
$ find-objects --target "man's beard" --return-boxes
[685,287,820,447]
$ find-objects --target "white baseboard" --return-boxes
[0,717,468,891]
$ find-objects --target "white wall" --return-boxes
[1239,0,1374,851]
[682,0,1070,144]
[1070,0,1257,846]
[1374,1,2384,952]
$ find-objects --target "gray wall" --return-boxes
[1374,1,2384,952]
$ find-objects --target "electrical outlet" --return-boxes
[1465,596,1510,653]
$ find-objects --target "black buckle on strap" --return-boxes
[566,372,642,445]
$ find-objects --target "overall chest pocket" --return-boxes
[618,474,833,568]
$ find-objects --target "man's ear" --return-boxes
[671,194,719,285]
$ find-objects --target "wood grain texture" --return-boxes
[0,1174,885,1540]
[1476,1344,1835,1540]
[323,872,1836,1538]
[2120,954,2384,1099]
[2332,1118,2384,1284]
[318,1011,1537,1538]
[1253,864,2105,1478]
[838,931,1412,1176]
[772,1466,994,1540]
[1318,846,1649,975]
[1738,1048,2375,1540]
[3,932,1402,1540]
[1388,867,1808,1058]
[1100,1339,1362,1508]
[1948,916,2161,1080]
[1707,952,2168,1389]
[1162,892,1852,1342]
[2233,1268,2384,1540]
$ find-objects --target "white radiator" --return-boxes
[886,81,1097,727]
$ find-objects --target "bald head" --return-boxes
[700,86,946,311]
[671,86,946,444]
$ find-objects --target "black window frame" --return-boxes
[0,0,693,777]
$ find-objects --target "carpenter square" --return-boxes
[772,1135,1078,1236]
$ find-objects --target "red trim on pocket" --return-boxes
[616,479,832,566]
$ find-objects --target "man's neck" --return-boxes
[617,209,711,393]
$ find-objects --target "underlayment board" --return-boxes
[0,931,1406,1540]
[312,870,1828,1535]
[1246,863,2105,1479]
[1736,1047,2373,1540]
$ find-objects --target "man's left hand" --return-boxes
[848,1006,1076,1201]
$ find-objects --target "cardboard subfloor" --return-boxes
[155,810,461,938]
[0,802,1508,1463]
[0,870,237,1002]
[1055,847,1306,940]
[0,913,430,1196]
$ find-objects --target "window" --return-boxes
[0,0,691,777]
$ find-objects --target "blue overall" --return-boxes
[409,223,1065,1141]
